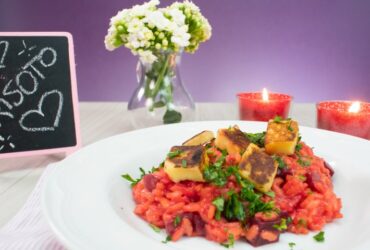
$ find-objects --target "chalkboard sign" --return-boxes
[0,32,80,158]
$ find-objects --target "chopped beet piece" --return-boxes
[143,174,158,192]
[276,167,292,179]
[182,212,206,236]
[324,161,335,176]
[306,171,321,192]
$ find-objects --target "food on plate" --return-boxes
[164,146,209,182]
[265,117,299,155]
[182,130,215,146]
[122,117,342,248]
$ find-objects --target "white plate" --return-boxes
[42,121,370,250]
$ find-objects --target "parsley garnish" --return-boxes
[287,122,294,132]
[212,197,225,220]
[121,167,146,187]
[245,132,266,147]
[265,191,275,198]
[288,242,296,250]
[273,218,287,231]
[149,224,161,233]
[313,231,325,242]
[272,155,286,169]
[181,159,187,167]
[273,116,283,123]
[167,149,182,159]
[173,215,181,227]
[295,143,303,152]
[221,234,234,248]
[287,216,293,224]
[224,192,246,221]
[162,235,172,243]
[297,157,311,167]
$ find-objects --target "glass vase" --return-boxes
[128,51,195,128]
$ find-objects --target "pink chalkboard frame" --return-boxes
[0,32,81,159]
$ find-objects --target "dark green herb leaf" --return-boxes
[288,242,296,250]
[295,143,303,152]
[181,159,187,167]
[297,157,311,167]
[287,216,293,224]
[121,174,139,187]
[153,100,166,108]
[272,155,286,169]
[313,231,325,242]
[163,109,182,124]
[245,132,266,147]
[273,116,283,123]
[212,197,225,220]
[273,218,287,231]
[221,234,234,248]
[224,192,246,221]
[173,215,181,227]
[167,149,182,159]
[265,191,275,198]
[162,235,172,243]
[149,224,161,233]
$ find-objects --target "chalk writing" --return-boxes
[19,90,64,132]
[22,47,57,79]
[0,41,9,69]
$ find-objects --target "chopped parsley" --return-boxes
[287,122,294,132]
[273,218,287,231]
[245,132,266,147]
[173,215,181,227]
[273,155,286,169]
[287,216,293,224]
[167,149,182,159]
[181,159,187,167]
[224,191,246,221]
[212,197,225,220]
[265,191,275,198]
[297,157,311,167]
[221,234,235,248]
[121,167,146,187]
[288,242,296,250]
[162,235,172,243]
[313,231,325,242]
[149,224,161,233]
[273,115,283,123]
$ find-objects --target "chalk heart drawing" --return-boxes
[19,90,64,132]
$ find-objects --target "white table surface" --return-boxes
[0,102,316,228]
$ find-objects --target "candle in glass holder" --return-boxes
[317,101,370,139]
[237,88,292,121]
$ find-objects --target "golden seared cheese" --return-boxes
[264,119,299,155]
[164,145,208,182]
[182,130,215,146]
[239,144,278,193]
[215,126,250,155]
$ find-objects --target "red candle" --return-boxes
[317,101,370,140]
[237,89,292,121]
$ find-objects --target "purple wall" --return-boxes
[1,0,369,102]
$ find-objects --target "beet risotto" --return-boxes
[123,118,342,247]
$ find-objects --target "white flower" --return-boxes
[171,25,190,47]
[166,8,185,26]
[127,18,144,33]
[131,0,159,17]
[138,50,157,64]
[144,10,171,30]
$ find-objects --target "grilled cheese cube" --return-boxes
[182,130,215,146]
[215,126,250,155]
[265,120,299,155]
[164,145,208,182]
[239,144,278,193]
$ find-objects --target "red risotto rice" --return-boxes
[128,131,342,247]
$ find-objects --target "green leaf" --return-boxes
[181,159,187,167]
[221,234,234,248]
[313,231,325,242]
[173,215,181,227]
[162,235,172,244]
[163,109,182,124]
[149,224,161,233]
[273,218,287,231]
[167,149,182,159]
[265,191,275,198]
[212,197,225,220]
[288,242,296,250]
[273,115,283,123]
[297,157,311,167]
[272,155,286,169]
[245,132,266,147]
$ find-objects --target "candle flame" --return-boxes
[262,88,269,101]
[348,101,360,113]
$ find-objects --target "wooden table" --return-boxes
[0,102,316,227]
